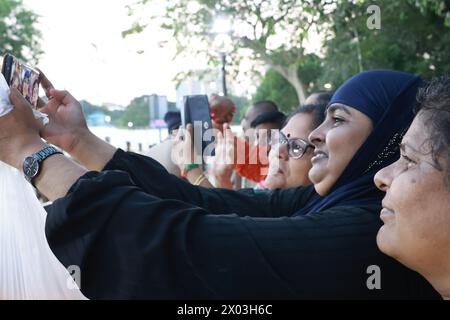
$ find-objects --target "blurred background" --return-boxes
[1,0,449,151]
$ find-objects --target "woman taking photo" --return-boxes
[0,70,438,299]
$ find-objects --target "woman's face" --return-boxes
[308,104,373,196]
[374,112,450,279]
[265,113,314,189]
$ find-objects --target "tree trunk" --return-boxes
[353,27,364,72]
[239,36,307,105]
[272,64,307,105]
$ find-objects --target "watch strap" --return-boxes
[33,146,62,163]
[25,146,63,185]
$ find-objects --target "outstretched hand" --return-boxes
[37,71,116,171]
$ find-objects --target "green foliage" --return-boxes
[297,53,324,93]
[320,0,450,88]
[124,0,450,110]
[253,69,299,113]
[410,0,450,26]
[228,94,250,124]
[80,100,109,116]
[253,54,324,113]
[0,0,42,63]
[114,96,150,128]
[81,97,149,129]
[124,0,329,104]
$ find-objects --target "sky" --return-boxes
[21,0,323,107]
[23,0,186,106]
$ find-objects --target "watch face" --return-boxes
[23,156,39,179]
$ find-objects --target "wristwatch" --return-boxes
[23,145,63,185]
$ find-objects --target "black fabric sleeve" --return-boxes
[102,149,318,218]
[45,170,439,299]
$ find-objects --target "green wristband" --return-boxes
[182,163,199,176]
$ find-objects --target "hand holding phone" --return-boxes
[181,95,215,163]
[1,54,40,108]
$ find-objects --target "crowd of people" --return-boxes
[0,68,449,299]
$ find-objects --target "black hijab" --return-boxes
[295,70,423,215]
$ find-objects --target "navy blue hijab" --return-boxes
[295,70,423,216]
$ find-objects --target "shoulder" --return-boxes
[275,185,320,207]
[313,204,381,217]
[299,204,383,232]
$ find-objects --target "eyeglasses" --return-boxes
[272,131,314,159]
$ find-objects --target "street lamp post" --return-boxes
[212,16,232,97]
[220,52,228,96]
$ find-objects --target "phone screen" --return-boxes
[1,54,40,108]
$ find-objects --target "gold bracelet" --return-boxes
[193,173,207,186]
[197,175,208,186]
[192,173,204,185]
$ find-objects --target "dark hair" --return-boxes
[250,111,286,129]
[305,91,334,108]
[284,91,332,130]
[163,111,181,133]
[252,100,279,113]
[415,74,450,179]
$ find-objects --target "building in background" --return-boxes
[86,111,108,127]
[175,70,223,109]
[149,94,168,122]
[148,94,177,129]
[102,102,126,112]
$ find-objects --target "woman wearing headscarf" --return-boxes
[5,70,439,299]
[374,75,450,299]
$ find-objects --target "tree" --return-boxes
[123,0,330,105]
[410,0,450,26]
[0,0,42,62]
[227,93,249,124]
[80,100,109,116]
[253,69,298,113]
[253,53,323,113]
[124,0,450,106]
[116,95,150,128]
[319,0,450,88]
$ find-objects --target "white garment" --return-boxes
[148,138,181,177]
[0,162,86,299]
[0,74,85,299]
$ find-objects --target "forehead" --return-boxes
[245,106,258,117]
[304,93,321,105]
[327,103,375,129]
[327,103,352,115]
[256,122,280,131]
[402,113,430,153]
[282,113,313,138]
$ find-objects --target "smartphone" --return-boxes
[181,95,215,162]
[1,53,40,108]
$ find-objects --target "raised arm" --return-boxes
[0,91,436,299]
[0,88,88,201]
[39,72,116,171]
[45,169,437,299]
[37,73,315,217]
[103,148,316,217]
